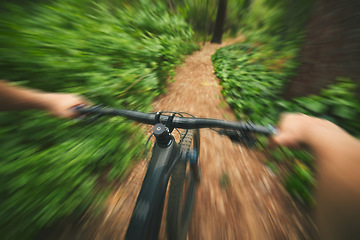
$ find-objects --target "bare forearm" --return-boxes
[0,80,48,111]
[0,80,88,118]
[305,121,360,239]
[274,113,360,239]
[305,118,360,165]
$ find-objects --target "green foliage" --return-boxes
[212,43,293,124]
[269,147,316,206]
[278,78,360,136]
[212,42,360,206]
[0,0,198,239]
[225,0,251,36]
[212,0,359,207]
[160,0,251,41]
[285,161,315,206]
[242,0,314,49]
[219,171,231,190]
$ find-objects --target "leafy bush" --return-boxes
[278,78,360,136]
[212,43,292,124]
[0,0,198,239]
[213,43,360,135]
[208,0,358,209]
[212,42,360,205]
[242,0,314,49]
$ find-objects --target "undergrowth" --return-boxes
[212,42,360,206]
[0,0,198,239]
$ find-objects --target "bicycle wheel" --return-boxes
[166,129,200,240]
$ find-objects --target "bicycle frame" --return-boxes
[125,135,183,240]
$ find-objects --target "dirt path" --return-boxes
[72,38,316,240]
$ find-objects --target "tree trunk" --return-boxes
[211,0,227,44]
[203,0,210,45]
[284,0,360,99]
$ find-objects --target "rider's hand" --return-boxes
[40,93,90,118]
[273,113,360,240]
[272,112,355,158]
[272,113,338,148]
[272,113,311,147]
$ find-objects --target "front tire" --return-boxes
[166,129,200,240]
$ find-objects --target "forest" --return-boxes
[0,0,359,239]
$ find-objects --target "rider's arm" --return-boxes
[273,113,360,240]
[0,80,88,118]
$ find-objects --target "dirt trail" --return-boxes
[71,38,316,240]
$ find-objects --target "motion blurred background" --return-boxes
[0,0,359,239]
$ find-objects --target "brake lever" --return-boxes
[217,130,257,148]
[267,125,278,135]
[73,105,104,124]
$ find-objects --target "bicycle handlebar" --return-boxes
[75,106,275,135]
